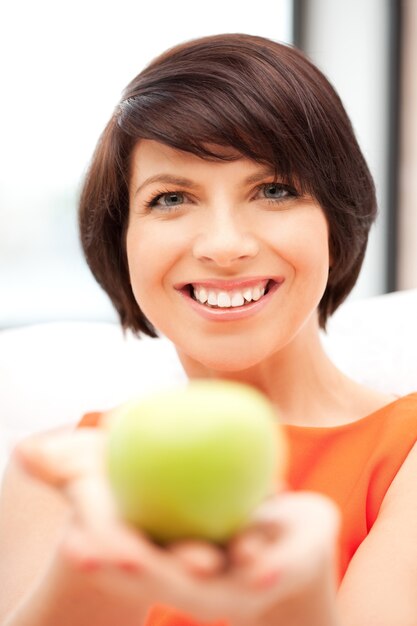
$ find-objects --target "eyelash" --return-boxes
[143,183,299,212]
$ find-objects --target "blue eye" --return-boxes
[143,182,298,213]
[146,191,185,209]
[262,183,294,200]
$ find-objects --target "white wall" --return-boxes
[300,0,390,300]
[0,0,293,328]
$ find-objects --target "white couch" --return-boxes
[1,289,416,477]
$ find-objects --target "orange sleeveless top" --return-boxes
[79,392,417,626]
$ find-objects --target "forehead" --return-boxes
[129,139,274,185]
[132,139,240,167]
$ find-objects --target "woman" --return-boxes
[1,33,417,626]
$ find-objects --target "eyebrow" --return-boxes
[133,165,277,198]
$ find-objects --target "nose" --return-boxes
[192,208,259,267]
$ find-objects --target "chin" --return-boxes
[169,324,296,374]
[188,343,275,374]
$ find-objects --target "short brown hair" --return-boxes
[79,33,377,337]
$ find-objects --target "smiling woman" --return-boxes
[2,32,417,626]
[79,33,375,337]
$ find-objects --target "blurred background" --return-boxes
[1,0,416,329]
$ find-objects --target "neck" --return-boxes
[176,316,357,427]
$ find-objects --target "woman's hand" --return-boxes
[167,492,341,626]
[15,428,340,626]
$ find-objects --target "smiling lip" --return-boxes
[175,277,284,322]
[174,276,283,291]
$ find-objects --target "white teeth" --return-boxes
[208,291,218,306]
[231,292,245,307]
[192,281,269,308]
[217,292,231,307]
[197,287,208,303]
[242,288,253,302]
[252,286,262,301]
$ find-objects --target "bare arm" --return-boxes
[337,442,417,626]
[0,452,69,624]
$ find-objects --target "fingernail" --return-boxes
[79,558,101,572]
[119,560,142,573]
[253,569,281,588]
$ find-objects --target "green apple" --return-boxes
[105,379,287,543]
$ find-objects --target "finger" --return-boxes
[228,497,287,568]
[15,429,158,571]
[59,521,150,575]
[228,528,271,566]
[168,540,228,577]
[59,524,105,573]
[64,472,157,571]
[14,428,106,487]
[247,492,340,552]
[15,430,181,578]
[230,492,340,590]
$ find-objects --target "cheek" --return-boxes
[268,213,330,276]
[294,237,330,280]
[126,225,152,302]
[125,222,183,299]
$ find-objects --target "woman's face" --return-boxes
[127,139,330,372]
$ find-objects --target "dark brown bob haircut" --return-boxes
[79,33,377,337]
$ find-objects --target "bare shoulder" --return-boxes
[338,441,417,625]
[0,436,69,619]
[348,380,397,421]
